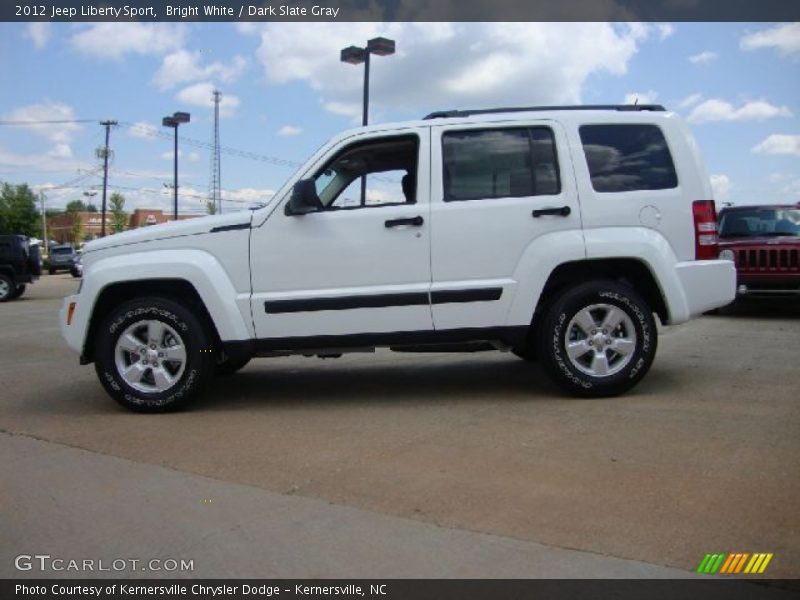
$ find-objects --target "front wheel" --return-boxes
[0,274,15,302]
[10,284,26,299]
[538,281,657,397]
[94,297,214,412]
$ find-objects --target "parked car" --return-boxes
[0,234,41,302]
[70,253,83,278]
[48,244,77,274]
[718,204,800,298]
[61,104,736,412]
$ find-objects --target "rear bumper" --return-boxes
[675,260,737,318]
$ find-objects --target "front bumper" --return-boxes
[60,294,84,354]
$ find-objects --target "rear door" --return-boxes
[429,120,581,330]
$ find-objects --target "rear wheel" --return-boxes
[94,297,214,412]
[538,281,657,397]
[0,274,14,302]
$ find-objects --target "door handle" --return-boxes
[532,206,571,218]
[385,215,424,228]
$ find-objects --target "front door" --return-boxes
[250,129,433,341]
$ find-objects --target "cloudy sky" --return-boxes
[0,21,798,214]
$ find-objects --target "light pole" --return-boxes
[162,111,190,220]
[340,37,395,204]
[83,190,98,238]
[340,37,396,127]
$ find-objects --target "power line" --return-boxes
[120,121,302,169]
[0,119,102,125]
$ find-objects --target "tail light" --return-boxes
[692,200,718,260]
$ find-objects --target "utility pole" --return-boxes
[209,90,222,214]
[97,120,117,237]
[39,192,48,255]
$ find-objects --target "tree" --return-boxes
[86,203,98,212]
[109,192,128,233]
[65,199,87,213]
[0,183,40,237]
[70,213,84,244]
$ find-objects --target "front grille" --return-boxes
[737,247,799,271]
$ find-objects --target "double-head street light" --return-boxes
[341,37,395,205]
[162,111,190,220]
[340,37,396,127]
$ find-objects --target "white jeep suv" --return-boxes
[61,105,735,412]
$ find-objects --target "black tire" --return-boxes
[215,354,251,376]
[511,345,537,362]
[94,297,214,412]
[537,280,657,397]
[0,274,15,302]
[10,284,26,300]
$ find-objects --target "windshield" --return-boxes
[719,208,800,238]
[51,247,74,255]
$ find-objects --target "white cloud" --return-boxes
[1,102,82,155]
[688,51,717,65]
[152,50,247,90]
[221,188,275,205]
[710,174,731,201]
[243,23,653,119]
[70,23,186,59]
[741,23,800,57]
[24,23,51,50]
[48,144,73,159]
[160,150,202,162]
[0,145,91,178]
[277,125,302,137]
[752,134,800,157]
[687,99,793,123]
[176,82,240,117]
[657,24,675,41]
[127,121,158,140]
[780,179,800,199]
[623,90,658,105]
[677,93,703,109]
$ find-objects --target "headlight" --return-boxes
[719,249,735,262]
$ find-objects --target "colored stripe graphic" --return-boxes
[720,554,736,574]
[704,552,774,575]
[758,554,773,574]
[734,553,750,573]
[699,553,726,574]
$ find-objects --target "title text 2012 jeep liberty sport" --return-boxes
[61,105,736,411]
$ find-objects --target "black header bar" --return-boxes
[3,0,799,22]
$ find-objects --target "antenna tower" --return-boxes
[209,89,222,214]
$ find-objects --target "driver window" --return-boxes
[313,135,418,209]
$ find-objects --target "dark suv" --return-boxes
[48,244,77,274]
[717,204,800,298]
[0,235,41,302]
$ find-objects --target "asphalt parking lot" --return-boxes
[1,275,798,578]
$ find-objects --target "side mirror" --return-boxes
[284,180,323,216]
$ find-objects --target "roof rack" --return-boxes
[423,104,666,120]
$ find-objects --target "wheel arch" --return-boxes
[82,279,221,363]
[535,258,670,326]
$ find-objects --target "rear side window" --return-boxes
[442,127,560,201]
[579,124,678,192]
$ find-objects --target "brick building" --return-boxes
[47,209,198,244]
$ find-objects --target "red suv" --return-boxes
[717,204,800,298]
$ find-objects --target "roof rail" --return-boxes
[423,104,667,120]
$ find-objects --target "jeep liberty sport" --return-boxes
[61,105,736,411]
